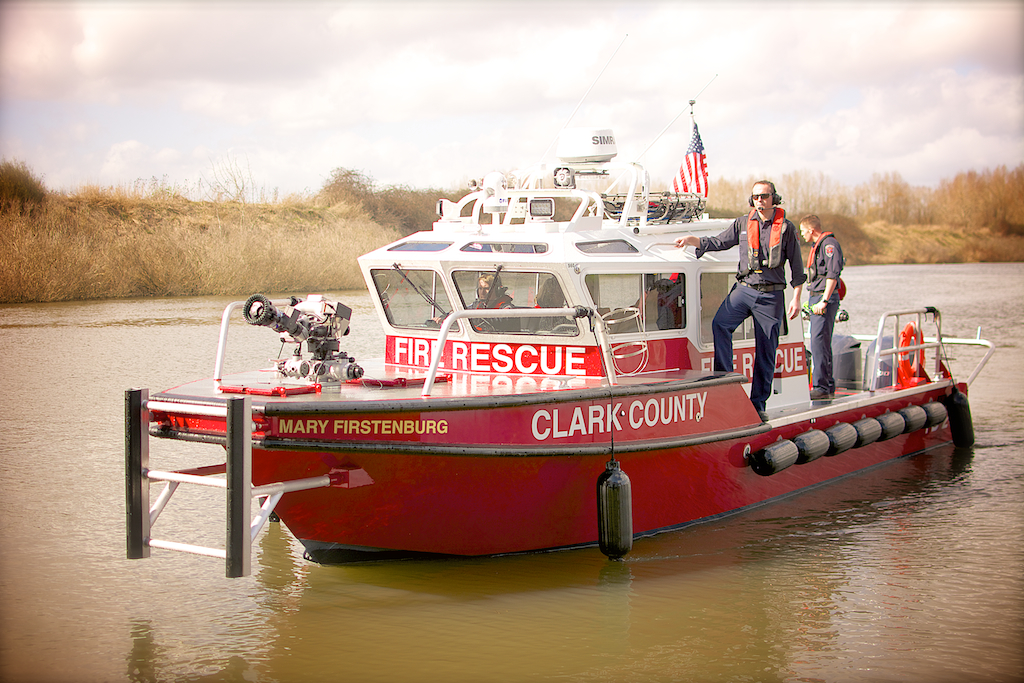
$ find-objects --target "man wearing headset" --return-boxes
[675,180,805,421]
[798,214,845,400]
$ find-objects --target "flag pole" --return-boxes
[634,74,717,161]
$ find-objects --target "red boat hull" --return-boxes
[240,382,955,557]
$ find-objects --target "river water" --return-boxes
[0,263,1021,683]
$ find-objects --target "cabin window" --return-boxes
[699,272,755,344]
[575,239,640,255]
[584,273,686,335]
[387,241,453,252]
[451,270,578,336]
[371,268,459,331]
[460,242,548,254]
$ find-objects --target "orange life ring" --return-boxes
[897,322,927,386]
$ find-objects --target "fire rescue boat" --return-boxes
[125,129,994,576]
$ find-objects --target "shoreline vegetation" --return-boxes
[2,159,1023,304]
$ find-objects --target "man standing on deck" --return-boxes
[674,180,805,421]
[798,214,845,400]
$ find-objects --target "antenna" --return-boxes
[538,34,629,162]
[634,74,717,161]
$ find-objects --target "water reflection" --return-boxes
[2,266,1022,683]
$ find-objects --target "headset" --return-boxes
[749,180,782,207]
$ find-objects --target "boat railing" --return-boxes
[212,298,293,385]
[126,389,333,578]
[421,306,615,397]
[855,307,995,391]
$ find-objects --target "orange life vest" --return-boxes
[805,231,835,277]
[746,208,787,273]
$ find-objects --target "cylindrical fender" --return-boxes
[824,422,858,456]
[751,440,799,476]
[922,401,948,428]
[876,411,906,441]
[941,388,975,449]
[597,460,633,559]
[898,405,928,433]
[793,429,830,464]
[852,417,882,447]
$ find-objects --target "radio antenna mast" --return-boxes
[634,73,717,161]
[538,34,628,161]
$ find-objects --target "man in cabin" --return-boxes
[468,274,513,309]
[674,180,805,421]
[799,214,845,400]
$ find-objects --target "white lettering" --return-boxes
[568,407,586,436]
[516,345,539,373]
[471,343,489,372]
[644,398,659,427]
[532,410,551,440]
[629,401,644,429]
[529,391,711,440]
[540,346,562,375]
[588,404,605,434]
[492,344,513,373]
[551,409,569,438]
[451,342,468,370]
[414,338,430,367]
[566,347,586,375]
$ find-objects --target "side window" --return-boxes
[451,270,578,336]
[699,272,754,344]
[584,273,685,335]
[371,268,457,331]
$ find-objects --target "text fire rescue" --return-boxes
[389,336,601,376]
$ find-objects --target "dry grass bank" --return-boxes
[0,191,401,303]
[3,160,1023,304]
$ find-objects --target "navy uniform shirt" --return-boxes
[807,234,843,293]
[695,209,807,289]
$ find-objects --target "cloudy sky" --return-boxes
[1,1,1022,198]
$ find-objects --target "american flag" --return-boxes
[671,122,709,197]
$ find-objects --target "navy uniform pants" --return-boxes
[808,292,840,394]
[711,284,784,412]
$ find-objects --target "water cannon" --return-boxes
[242,293,363,382]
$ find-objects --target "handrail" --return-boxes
[855,306,995,390]
[213,298,291,385]
[420,306,615,397]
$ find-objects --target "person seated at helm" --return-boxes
[469,274,513,310]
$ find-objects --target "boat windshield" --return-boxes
[371,267,459,331]
[452,270,579,336]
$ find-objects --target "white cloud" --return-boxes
[1,1,1021,196]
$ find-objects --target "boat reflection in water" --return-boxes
[122,442,989,682]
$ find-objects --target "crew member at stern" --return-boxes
[674,180,805,421]
[799,214,845,400]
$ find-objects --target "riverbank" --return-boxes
[2,187,1023,304]
[0,188,409,303]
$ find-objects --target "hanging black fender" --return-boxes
[597,460,633,559]
[941,387,975,448]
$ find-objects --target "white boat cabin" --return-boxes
[357,129,810,410]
